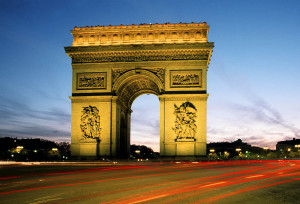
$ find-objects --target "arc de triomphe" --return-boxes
[65,22,214,159]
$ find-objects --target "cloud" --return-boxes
[0,93,71,141]
[209,61,300,147]
[228,96,300,138]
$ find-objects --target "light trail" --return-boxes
[102,160,300,204]
[0,160,299,203]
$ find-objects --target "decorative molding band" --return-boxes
[71,22,209,46]
[72,92,116,96]
[159,94,209,101]
[68,49,211,63]
[69,96,115,103]
[163,91,207,94]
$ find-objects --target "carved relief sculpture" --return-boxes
[112,67,165,85]
[77,72,107,90]
[80,105,101,140]
[172,102,197,139]
[170,70,202,87]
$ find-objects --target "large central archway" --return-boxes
[113,69,163,108]
[130,94,160,156]
[112,69,163,157]
[65,22,214,159]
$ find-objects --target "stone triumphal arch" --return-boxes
[65,22,214,159]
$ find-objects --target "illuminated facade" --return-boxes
[65,22,214,158]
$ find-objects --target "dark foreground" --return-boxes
[0,160,299,203]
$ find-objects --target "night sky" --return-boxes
[1,0,299,152]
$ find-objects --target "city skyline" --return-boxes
[1,0,300,152]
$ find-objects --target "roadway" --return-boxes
[0,160,299,203]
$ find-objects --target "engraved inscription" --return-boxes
[170,70,202,87]
[77,72,106,90]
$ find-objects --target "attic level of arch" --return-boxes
[73,31,208,46]
[71,22,209,46]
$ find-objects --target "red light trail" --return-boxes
[0,160,299,203]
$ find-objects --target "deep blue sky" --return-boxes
[1,0,299,151]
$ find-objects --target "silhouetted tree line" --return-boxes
[0,137,70,161]
[130,144,159,160]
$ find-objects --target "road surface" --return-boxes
[0,160,299,203]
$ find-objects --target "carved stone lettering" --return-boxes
[80,105,101,140]
[77,72,107,89]
[172,102,197,139]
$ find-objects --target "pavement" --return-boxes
[0,160,299,203]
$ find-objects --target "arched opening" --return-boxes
[112,69,163,158]
[130,94,160,159]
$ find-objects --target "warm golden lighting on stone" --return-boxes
[71,22,209,47]
[65,22,214,159]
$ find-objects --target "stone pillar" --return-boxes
[69,96,114,159]
[159,94,208,157]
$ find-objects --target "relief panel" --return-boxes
[77,72,107,90]
[172,102,197,140]
[80,105,101,140]
[170,70,202,88]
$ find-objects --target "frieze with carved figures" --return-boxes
[170,70,202,87]
[77,72,107,90]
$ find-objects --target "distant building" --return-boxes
[276,138,300,152]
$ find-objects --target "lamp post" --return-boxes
[236,148,242,157]
[263,147,269,151]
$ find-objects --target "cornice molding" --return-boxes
[159,94,209,101]
[68,49,211,63]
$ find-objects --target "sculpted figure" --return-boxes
[173,102,197,139]
[80,105,101,139]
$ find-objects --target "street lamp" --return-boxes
[16,146,23,153]
[210,149,215,153]
[236,148,242,156]
[263,147,269,151]
[295,144,300,152]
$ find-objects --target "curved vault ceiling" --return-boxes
[116,76,160,107]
